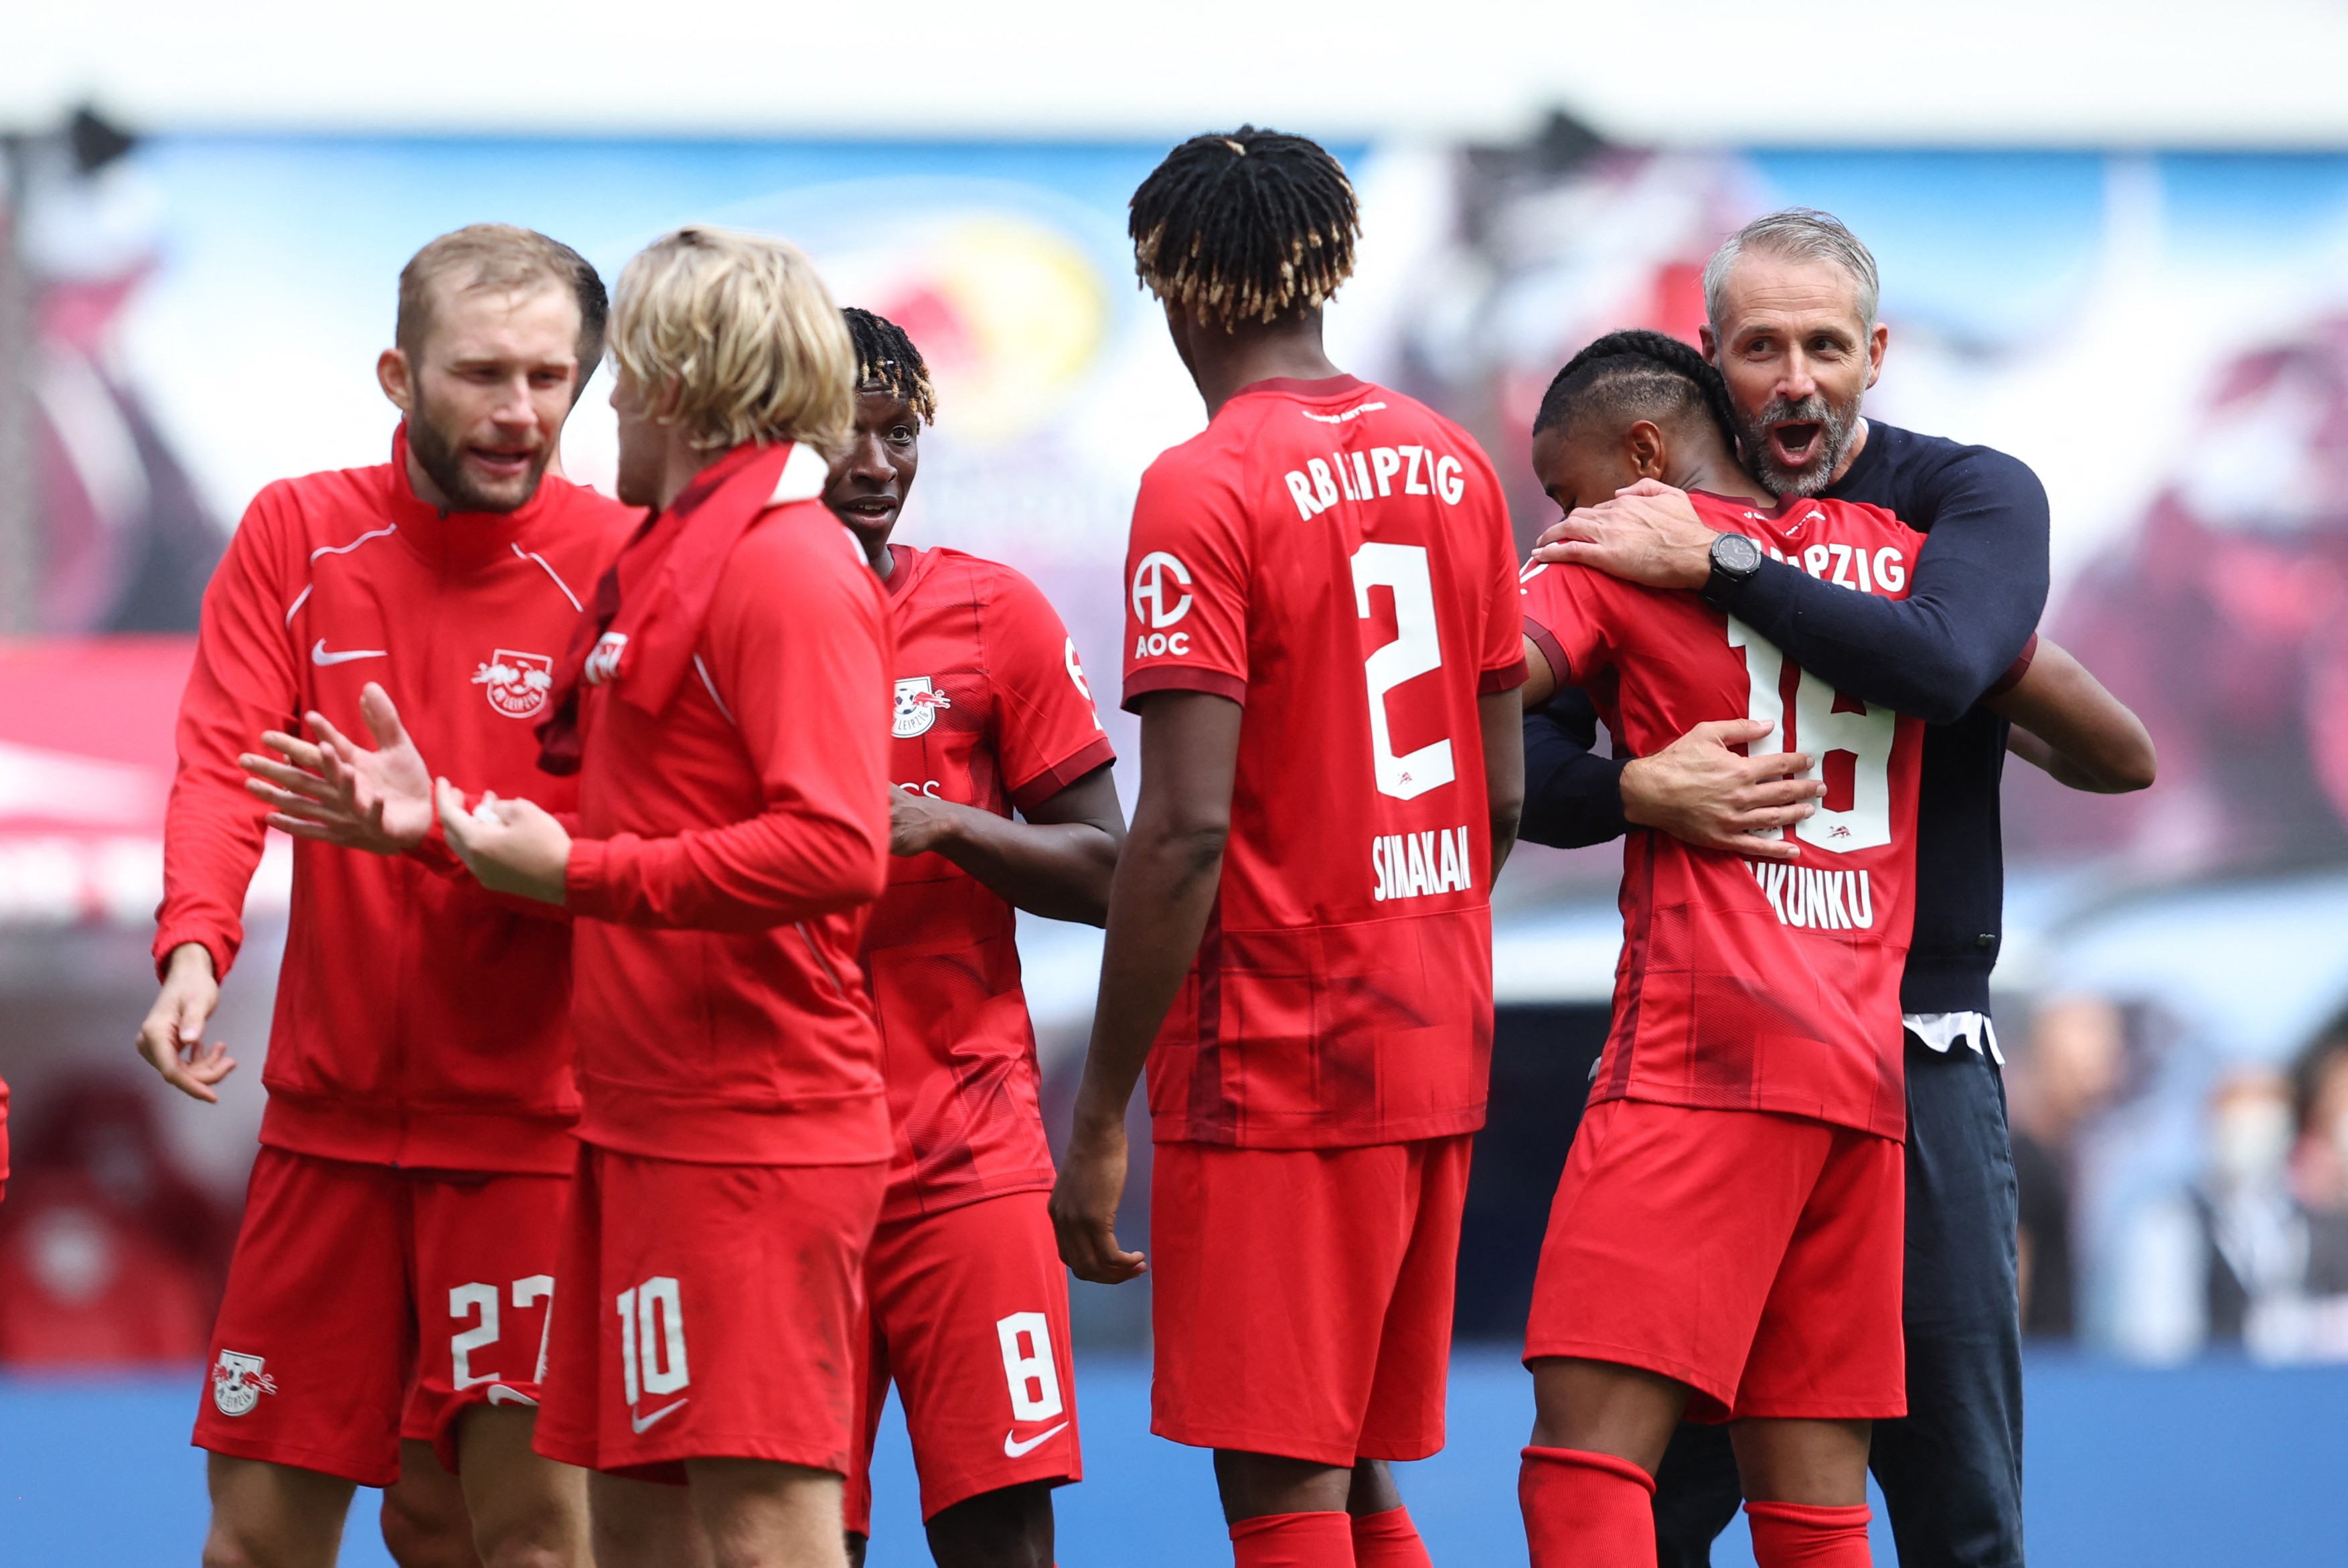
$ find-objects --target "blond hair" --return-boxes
[609,226,854,457]
[396,224,584,361]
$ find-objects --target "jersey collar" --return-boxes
[1687,486,1804,520]
[1229,373,1368,402]
[383,421,555,569]
[882,541,929,599]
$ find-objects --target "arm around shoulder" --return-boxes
[1710,443,2051,722]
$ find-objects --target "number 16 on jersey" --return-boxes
[1725,618,1895,852]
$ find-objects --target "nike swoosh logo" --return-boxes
[485,1385,538,1407]
[313,640,388,666]
[1002,1421,1069,1458]
[630,1397,688,1434]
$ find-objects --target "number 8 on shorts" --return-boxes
[996,1311,1062,1423]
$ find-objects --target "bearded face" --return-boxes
[406,375,558,513]
[1705,250,1883,499]
[390,280,580,514]
[1737,385,1865,499]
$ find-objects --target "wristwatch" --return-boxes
[1699,532,1765,611]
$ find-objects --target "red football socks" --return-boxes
[1519,1445,1658,1568]
[1744,1500,1873,1567]
[1350,1504,1433,1568]
[1230,1509,1356,1567]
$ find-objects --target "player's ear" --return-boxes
[378,348,414,414]
[1625,420,1669,480]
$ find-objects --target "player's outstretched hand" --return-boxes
[135,942,237,1103]
[1532,478,1715,590]
[1051,1116,1146,1285]
[1622,718,1824,862]
[437,780,571,906]
[240,682,433,854]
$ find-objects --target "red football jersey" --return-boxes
[1519,489,1928,1140]
[861,544,1115,1222]
[157,425,637,1174]
[1123,374,1527,1149]
[564,463,894,1168]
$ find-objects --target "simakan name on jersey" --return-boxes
[1371,825,1476,903]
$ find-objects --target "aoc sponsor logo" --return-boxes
[583,631,627,686]
[472,649,554,718]
[1065,638,1103,730]
[1130,552,1197,657]
[1745,860,1877,930]
[1371,825,1475,903]
[892,677,953,738]
[1284,445,1468,521]
[1131,552,1193,629]
[211,1350,278,1417]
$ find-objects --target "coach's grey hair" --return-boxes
[1702,209,1881,330]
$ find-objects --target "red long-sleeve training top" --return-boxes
[559,456,897,1167]
[155,428,638,1173]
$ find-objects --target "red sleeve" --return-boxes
[1478,465,1529,693]
[1986,631,2040,698]
[408,811,575,922]
[1121,452,1252,710]
[1517,559,1610,689]
[565,515,892,930]
[982,566,1116,813]
[153,485,303,981]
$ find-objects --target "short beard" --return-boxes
[1739,389,1862,499]
[408,391,548,514]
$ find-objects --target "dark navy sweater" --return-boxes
[1518,420,2049,1015]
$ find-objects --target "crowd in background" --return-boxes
[2011,998,2348,1361]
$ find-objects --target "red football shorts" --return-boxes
[842,1191,1079,1535]
[1524,1097,1906,1422]
[533,1143,886,1482]
[1150,1134,1471,1466]
[193,1148,568,1484]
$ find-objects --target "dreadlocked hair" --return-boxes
[842,306,937,424]
[1533,329,1741,456]
[1129,127,1360,330]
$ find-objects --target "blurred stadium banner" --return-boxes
[0,637,287,928]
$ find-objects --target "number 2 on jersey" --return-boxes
[1350,542,1454,801]
[1725,617,1895,851]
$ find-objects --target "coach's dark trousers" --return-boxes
[1650,1031,2026,1568]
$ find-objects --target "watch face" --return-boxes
[1717,533,1764,573]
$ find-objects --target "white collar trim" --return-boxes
[769,441,830,505]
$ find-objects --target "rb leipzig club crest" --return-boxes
[472,650,555,718]
[212,1349,278,1417]
[892,676,953,738]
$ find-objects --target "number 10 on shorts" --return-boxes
[618,1277,690,1405]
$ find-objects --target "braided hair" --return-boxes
[842,306,937,423]
[1129,127,1360,330]
[1532,329,1739,455]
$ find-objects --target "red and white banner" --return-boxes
[0,639,289,928]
